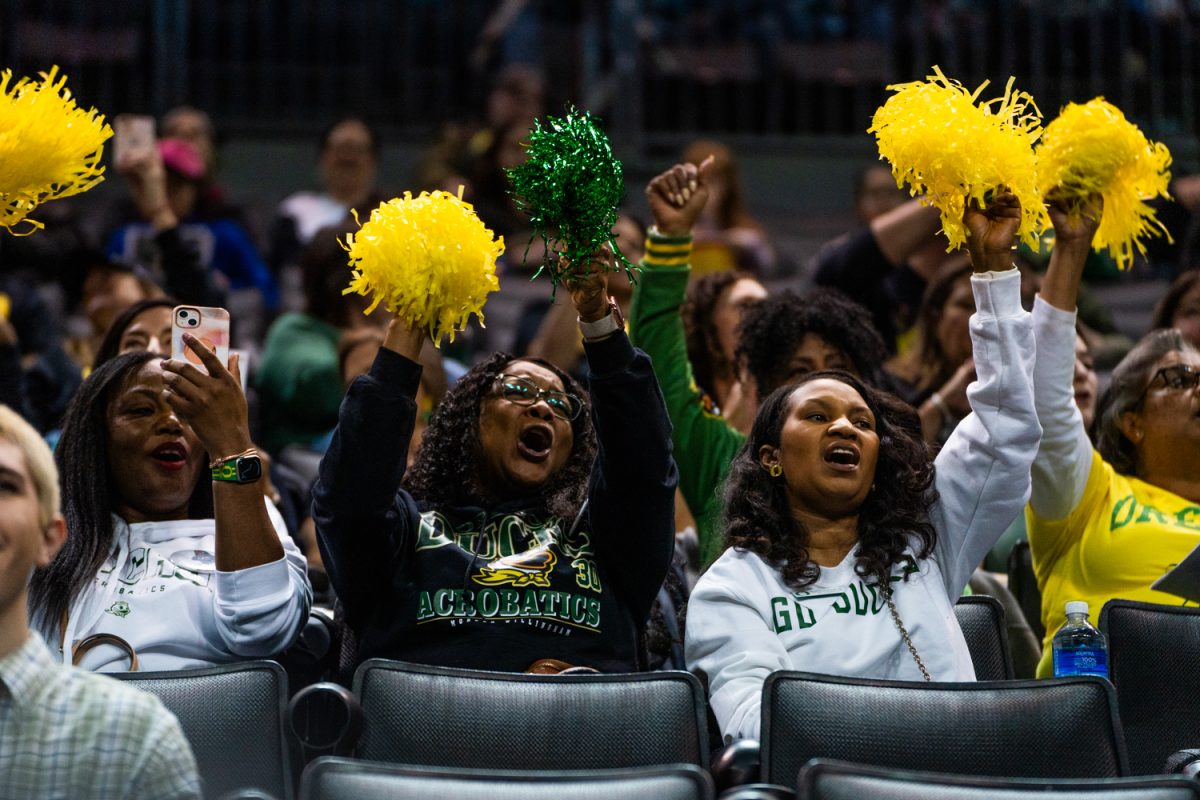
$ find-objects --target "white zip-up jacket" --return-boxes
[686,268,1040,740]
[42,499,311,672]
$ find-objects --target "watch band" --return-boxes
[210,450,262,484]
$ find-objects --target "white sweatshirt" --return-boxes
[686,268,1040,740]
[43,499,311,672]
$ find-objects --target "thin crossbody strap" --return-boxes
[884,585,932,682]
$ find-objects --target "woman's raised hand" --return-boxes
[1040,191,1103,312]
[564,245,615,323]
[963,189,1022,273]
[645,157,714,237]
[161,334,252,460]
[1047,191,1102,250]
[118,147,176,231]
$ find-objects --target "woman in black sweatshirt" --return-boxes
[313,249,678,672]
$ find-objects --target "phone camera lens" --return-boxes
[188,319,198,327]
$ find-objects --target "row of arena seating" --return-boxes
[112,597,1200,799]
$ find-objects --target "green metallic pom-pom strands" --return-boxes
[506,106,636,291]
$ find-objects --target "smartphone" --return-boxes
[172,306,230,373]
[113,114,157,166]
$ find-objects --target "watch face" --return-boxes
[236,456,263,483]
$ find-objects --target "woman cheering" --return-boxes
[313,248,678,673]
[686,192,1041,739]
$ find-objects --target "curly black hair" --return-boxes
[723,370,937,592]
[735,288,888,396]
[404,352,598,519]
[683,271,751,402]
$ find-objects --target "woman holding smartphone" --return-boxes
[28,336,311,672]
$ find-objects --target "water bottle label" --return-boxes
[1053,647,1108,678]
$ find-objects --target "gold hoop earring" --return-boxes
[768,464,783,478]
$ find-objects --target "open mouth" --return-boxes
[149,442,189,472]
[824,443,860,472]
[516,424,554,462]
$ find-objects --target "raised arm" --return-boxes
[628,159,748,565]
[161,337,310,654]
[929,192,1040,594]
[117,148,223,306]
[566,248,679,624]
[310,317,426,618]
[1030,195,1102,521]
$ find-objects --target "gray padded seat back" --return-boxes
[797,759,1200,800]
[352,659,708,768]
[299,758,714,800]
[1008,540,1045,641]
[954,595,1014,680]
[762,672,1127,785]
[113,660,291,799]
[1100,599,1200,774]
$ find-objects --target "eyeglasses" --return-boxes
[1141,364,1200,401]
[494,374,583,420]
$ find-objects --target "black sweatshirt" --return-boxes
[312,332,678,673]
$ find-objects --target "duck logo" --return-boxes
[473,545,557,588]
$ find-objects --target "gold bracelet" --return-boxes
[209,448,258,470]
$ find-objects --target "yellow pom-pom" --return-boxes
[0,66,112,235]
[869,66,1049,251]
[342,189,504,345]
[1037,98,1172,271]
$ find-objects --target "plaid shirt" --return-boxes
[0,634,201,799]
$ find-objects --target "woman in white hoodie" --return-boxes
[29,341,310,672]
[685,192,1041,740]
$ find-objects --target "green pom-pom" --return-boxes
[506,106,636,289]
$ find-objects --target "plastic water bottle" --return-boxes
[1051,600,1108,678]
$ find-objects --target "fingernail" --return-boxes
[682,188,691,202]
[182,332,193,343]
[689,180,697,192]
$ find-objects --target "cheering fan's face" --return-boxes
[477,360,576,495]
[763,378,880,520]
[106,361,204,523]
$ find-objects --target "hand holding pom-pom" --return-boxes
[507,107,636,291]
[869,66,1048,252]
[964,189,1022,273]
[564,246,615,323]
[342,190,503,346]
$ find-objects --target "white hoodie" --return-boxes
[44,499,311,672]
[685,268,1040,740]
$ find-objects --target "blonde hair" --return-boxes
[0,405,59,526]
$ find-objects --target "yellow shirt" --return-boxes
[1028,450,1200,677]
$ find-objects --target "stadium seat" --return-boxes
[113,660,294,799]
[352,659,708,768]
[298,758,715,800]
[1008,540,1045,642]
[796,758,1200,800]
[954,595,1015,680]
[761,672,1127,785]
[1100,599,1200,774]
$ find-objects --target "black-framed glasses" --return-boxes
[1141,364,1200,402]
[494,374,583,420]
